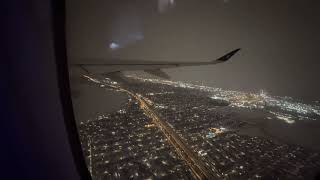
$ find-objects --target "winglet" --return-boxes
[215,48,241,62]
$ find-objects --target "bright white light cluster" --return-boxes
[269,111,295,124]
[126,76,320,124]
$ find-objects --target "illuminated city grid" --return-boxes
[79,74,320,179]
[79,99,193,179]
[127,76,320,124]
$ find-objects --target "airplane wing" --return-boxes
[70,48,240,78]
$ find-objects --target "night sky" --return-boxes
[67,0,320,101]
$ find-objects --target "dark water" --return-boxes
[69,69,128,123]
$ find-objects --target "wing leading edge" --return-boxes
[71,48,240,78]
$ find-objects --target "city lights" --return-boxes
[79,74,320,179]
[126,75,320,124]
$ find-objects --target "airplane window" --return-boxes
[66,0,320,179]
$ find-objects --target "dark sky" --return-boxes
[67,0,320,101]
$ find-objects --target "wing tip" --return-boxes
[216,48,241,62]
